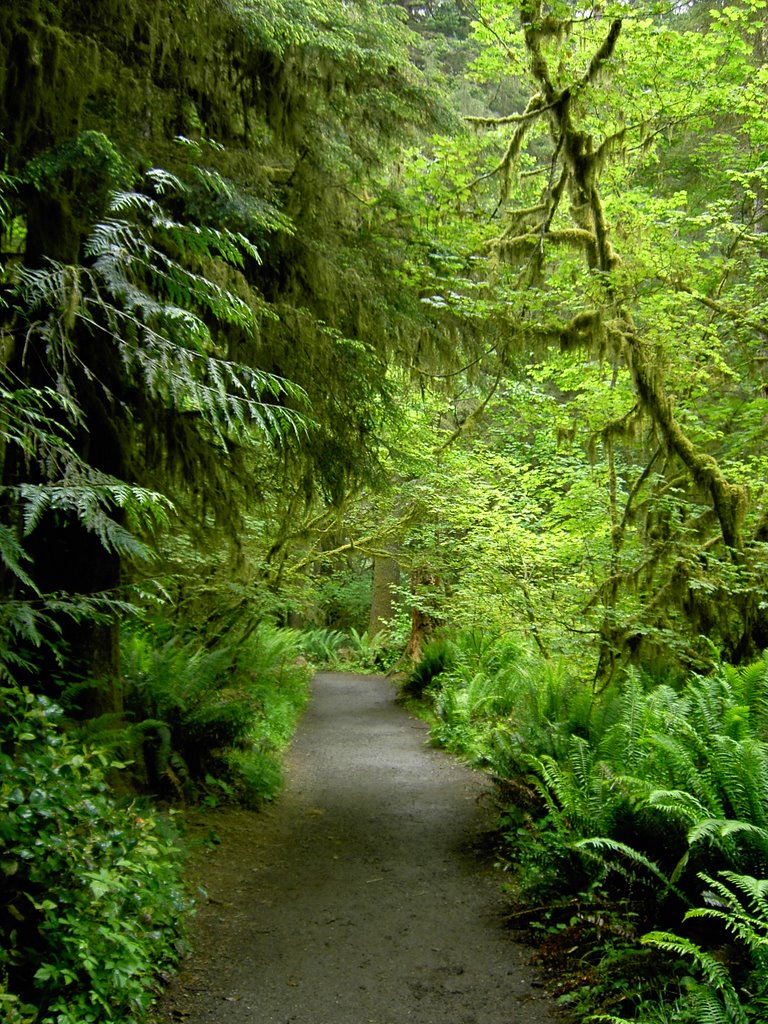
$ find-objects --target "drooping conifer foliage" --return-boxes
[0,0,441,703]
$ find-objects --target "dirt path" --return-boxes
[154,672,560,1024]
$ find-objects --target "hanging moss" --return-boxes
[559,310,605,353]
[469,2,768,672]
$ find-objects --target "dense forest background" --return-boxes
[3,0,768,1021]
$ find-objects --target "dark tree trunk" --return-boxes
[402,568,441,664]
[3,190,126,715]
[25,515,123,717]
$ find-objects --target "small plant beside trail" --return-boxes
[0,687,189,1024]
[400,638,455,701]
[413,634,768,1022]
[0,619,313,1024]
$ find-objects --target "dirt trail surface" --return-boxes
[155,672,560,1024]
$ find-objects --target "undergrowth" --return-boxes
[0,687,189,1024]
[0,619,313,1023]
[122,621,312,805]
[411,633,768,1023]
[297,625,400,673]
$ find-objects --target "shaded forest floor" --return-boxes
[152,672,561,1024]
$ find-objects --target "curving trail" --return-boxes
[155,672,559,1024]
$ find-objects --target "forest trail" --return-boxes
[154,672,559,1024]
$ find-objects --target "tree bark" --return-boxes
[402,568,441,664]
[368,548,400,639]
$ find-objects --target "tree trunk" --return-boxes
[402,568,441,664]
[368,549,400,639]
[26,515,123,717]
[4,189,125,715]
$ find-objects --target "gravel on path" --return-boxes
[154,672,561,1024]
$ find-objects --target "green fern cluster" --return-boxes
[296,627,347,666]
[428,635,607,770]
[425,634,768,1020]
[122,621,311,804]
[631,870,768,1024]
[538,660,768,1019]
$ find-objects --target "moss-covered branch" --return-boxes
[513,6,748,554]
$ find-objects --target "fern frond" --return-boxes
[527,737,620,837]
[684,677,730,741]
[44,594,140,622]
[642,872,768,1024]
[525,754,563,818]
[708,735,768,826]
[647,732,725,815]
[577,836,688,902]
[192,165,239,202]
[691,871,768,949]
[723,656,768,732]
[715,870,768,917]
[151,218,262,268]
[120,328,308,441]
[0,167,17,227]
[18,485,49,537]
[648,787,716,825]
[689,817,768,857]
[598,672,648,770]
[689,988,748,1024]
[0,525,38,592]
[17,261,83,322]
[641,931,734,991]
[569,736,616,831]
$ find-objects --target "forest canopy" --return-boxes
[0,0,444,704]
[4,0,767,697]
[368,0,768,682]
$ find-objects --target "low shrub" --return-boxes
[0,686,189,1024]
